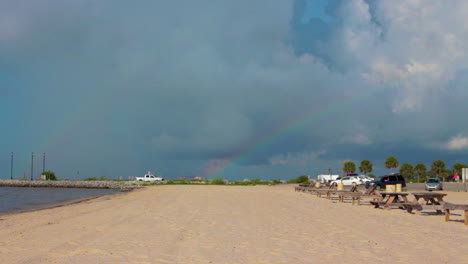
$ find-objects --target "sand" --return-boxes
[0,185,467,264]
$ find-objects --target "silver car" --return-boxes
[425,178,443,191]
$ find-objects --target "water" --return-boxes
[0,187,121,215]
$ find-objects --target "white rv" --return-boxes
[316,174,340,183]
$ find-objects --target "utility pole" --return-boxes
[10,152,13,180]
[43,152,46,173]
[31,152,34,181]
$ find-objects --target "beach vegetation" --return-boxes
[210,177,227,185]
[414,163,427,183]
[41,170,57,181]
[359,160,373,175]
[84,176,108,181]
[166,180,189,184]
[342,161,356,174]
[287,175,309,184]
[385,156,399,173]
[399,163,414,177]
[163,178,281,185]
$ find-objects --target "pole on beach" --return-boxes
[31,152,34,181]
[43,152,46,172]
[11,152,13,180]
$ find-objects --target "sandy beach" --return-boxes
[1,185,467,264]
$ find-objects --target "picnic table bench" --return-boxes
[338,186,381,205]
[443,203,468,225]
[314,185,356,199]
[370,192,410,210]
[405,192,447,214]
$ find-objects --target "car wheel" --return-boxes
[365,182,370,189]
[331,182,337,187]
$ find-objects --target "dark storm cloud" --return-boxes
[1,0,467,179]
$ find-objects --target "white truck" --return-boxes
[135,171,164,182]
[317,174,340,184]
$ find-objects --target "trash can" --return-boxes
[386,185,396,192]
[396,184,402,192]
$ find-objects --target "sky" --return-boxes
[1,0,467,180]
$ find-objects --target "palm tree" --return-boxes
[453,163,468,175]
[343,161,356,174]
[414,163,427,183]
[431,160,446,181]
[359,160,373,175]
[385,156,399,173]
[399,163,414,179]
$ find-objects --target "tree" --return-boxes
[431,160,446,181]
[343,161,356,174]
[359,160,373,175]
[41,170,57,181]
[414,163,427,183]
[399,163,414,178]
[385,156,399,173]
[453,162,468,175]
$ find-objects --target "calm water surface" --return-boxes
[0,187,120,214]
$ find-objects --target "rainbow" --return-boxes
[206,84,391,179]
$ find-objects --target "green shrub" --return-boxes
[84,176,108,181]
[41,170,57,181]
[287,175,310,184]
[210,177,226,185]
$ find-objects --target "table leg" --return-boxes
[384,195,396,210]
[430,198,443,214]
[445,209,450,222]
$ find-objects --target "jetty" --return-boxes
[0,179,140,190]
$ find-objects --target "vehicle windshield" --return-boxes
[427,178,440,183]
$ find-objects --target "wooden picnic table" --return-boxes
[409,192,447,214]
[370,192,410,210]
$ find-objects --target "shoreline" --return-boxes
[0,185,135,217]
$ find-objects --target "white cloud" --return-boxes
[341,134,372,145]
[446,135,468,150]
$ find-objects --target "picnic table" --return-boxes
[408,192,447,214]
[370,192,410,210]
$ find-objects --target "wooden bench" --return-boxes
[324,185,357,200]
[443,203,468,225]
[338,186,380,205]
[338,192,362,205]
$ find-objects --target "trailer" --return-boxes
[317,174,340,183]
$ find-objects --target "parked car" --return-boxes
[330,176,363,186]
[425,178,443,191]
[135,171,164,182]
[358,176,373,183]
[365,174,406,190]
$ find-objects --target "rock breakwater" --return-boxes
[0,179,142,190]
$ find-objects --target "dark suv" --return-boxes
[365,174,406,190]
